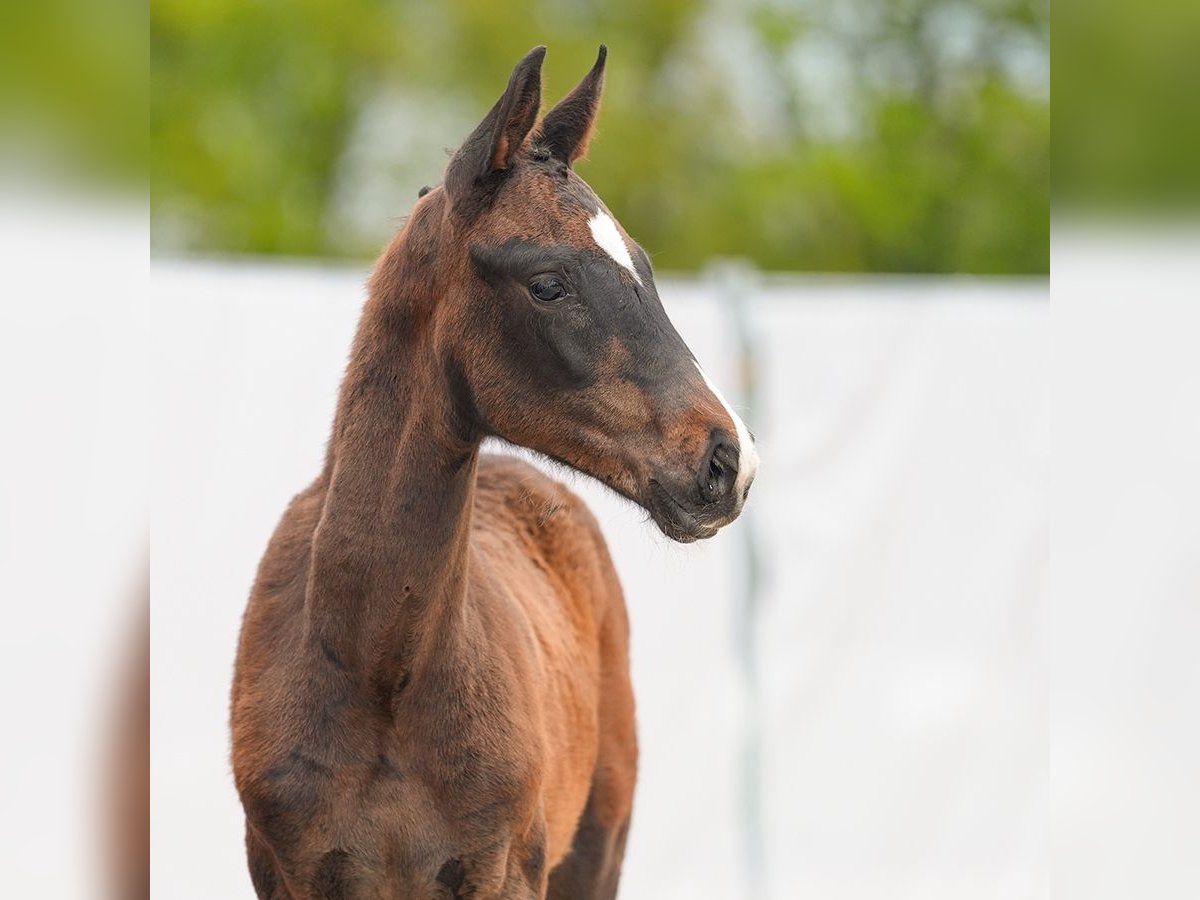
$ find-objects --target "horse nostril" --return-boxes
[708,456,724,481]
[706,460,721,496]
[699,437,739,504]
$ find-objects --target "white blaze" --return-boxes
[587,212,642,285]
[695,360,759,498]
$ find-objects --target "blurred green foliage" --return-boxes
[1054,0,1200,213]
[152,0,1048,273]
[1,0,144,183]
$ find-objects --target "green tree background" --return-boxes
[152,0,1049,274]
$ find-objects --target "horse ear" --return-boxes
[539,45,607,166]
[445,46,546,208]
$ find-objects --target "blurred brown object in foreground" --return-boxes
[106,585,149,900]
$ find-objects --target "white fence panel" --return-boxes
[151,261,1047,900]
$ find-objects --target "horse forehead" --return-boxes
[550,191,640,270]
[556,175,641,263]
[480,168,639,265]
[542,172,606,243]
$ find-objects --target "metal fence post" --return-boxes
[709,259,766,900]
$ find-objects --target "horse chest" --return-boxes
[244,699,544,898]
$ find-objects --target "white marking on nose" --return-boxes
[695,360,759,499]
[587,212,642,285]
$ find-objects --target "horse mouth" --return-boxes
[646,479,721,543]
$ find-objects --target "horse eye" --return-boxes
[529,277,566,302]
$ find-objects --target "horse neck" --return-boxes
[304,233,478,700]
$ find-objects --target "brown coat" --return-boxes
[231,44,755,900]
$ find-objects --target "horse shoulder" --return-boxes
[473,453,624,623]
[231,481,326,808]
[471,454,631,864]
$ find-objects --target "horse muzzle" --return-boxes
[644,431,755,543]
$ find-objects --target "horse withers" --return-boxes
[231,45,758,899]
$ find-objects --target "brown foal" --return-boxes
[231,45,758,899]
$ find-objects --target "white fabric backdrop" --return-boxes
[151,261,1047,899]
